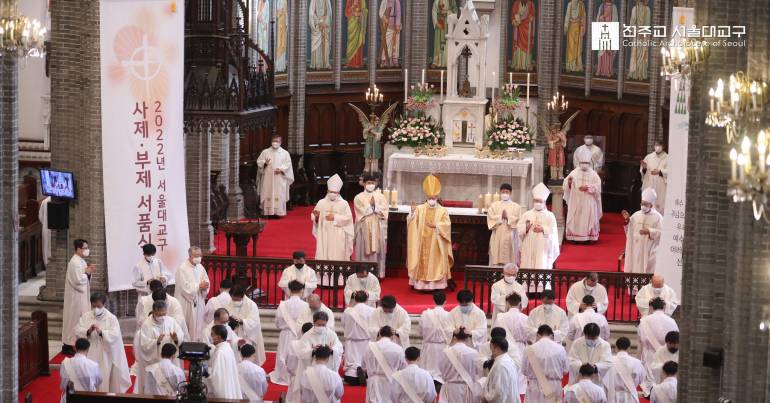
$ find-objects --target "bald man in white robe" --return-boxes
[176,247,210,341]
[206,325,243,399]
[489,263,529,321]
[622,188,663,274]
[636,275,680,316]
[59,341,102,401]
[342,291,376,382]
[300,294,335,331]
[362,328,407,403]
[522,326,569,403]
[418,292,454,383]
[518,183,560,269]
[564,148,602,242]
[565,273,609,316]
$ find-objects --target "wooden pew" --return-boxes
[19,311,49,389]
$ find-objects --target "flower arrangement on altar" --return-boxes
[388,114,445,148]
[491,83,522,116]
[405,82,437,112]
[486,117,534,151]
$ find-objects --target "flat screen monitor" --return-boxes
[40,169,76,199]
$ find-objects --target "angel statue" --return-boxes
[347,102,400,173]
[535,111,580,181]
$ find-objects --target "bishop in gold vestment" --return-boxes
[487,183,522,266]
[407,175,453,290]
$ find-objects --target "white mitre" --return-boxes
[328,174,343,192]
[641,187,657,204]
[532,182,550,200]
[576,147,592,164]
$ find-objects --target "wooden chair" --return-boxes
[305,150,340,201]
[339,150,365,201]
[288,153,310,207]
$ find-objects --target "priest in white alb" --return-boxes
[450,290,488,349]
[134,300,185,394]
[343,266,381,306]
[370,295,411,347]
[641,141,668,213]
[492,294,528,392]
[238,344,268,402]
[521,325,569,403]
[342,291,376,385]
[296,312,345,373]
[648,331,679,389]
[418,291,454,384]
[490,263,529,321]
[137,288,189,339]
[566,272,609,316]
[482,337,521,403]
[406,174,454,290]
[438,329,481,403]
[603,337,645,403]
[622,188,663,274]
[312,174,354,261]
[638,298,679,395]
[206,325,243,399]
[567,323,613,386]
[301,294,336,331]
[573,134,605,171]
[226,285,267,365]
[73,293,131,393]
[487,183,522,266]
[518,183,560,269]
[564,149,602,242]
[271,280,310,385]
[635,275,680,316]
[362,325,407,402]
[354,173,389,277]
[566,295,610,342]
[62,239,95,354]
[526,290,570,343]
[144,344,186,396]
[204,279,233,324]
[256,134,294,216]
[393,347,438,403]
[278,250,318,299]
[201,308,241,355]
[176,246,210,341]
[132,243,169,302]
[59,338,102,400]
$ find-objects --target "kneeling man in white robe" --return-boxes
[603,337,645,403]
[300,345,345,403]
[206,324,243,399]
[144,344,186,396]
[522,325,569,403]
[650,361,678,403]
[418,291,454,384]
[362,326,407,403]
[393,347,437,403]
[564,364,607,403]
[73,292,131,393]
[60,338,102,401]
[238,344,268,402]
[271,280,310,385]
[482,337,521,403]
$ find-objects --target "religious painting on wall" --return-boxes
[508,0,537,72]
[275,0,288,73]
[594,0,619,78]
[308,0,334,71]
[254,0,271,53]
[562,0,586,75]
[625,0,653,81]
[343,0,368,69]
[428,0,459,68]
[377,0,403,68]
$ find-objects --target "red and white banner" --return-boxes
[100,0,189,291]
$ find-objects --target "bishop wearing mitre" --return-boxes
[407,174,454,290]
[312,174,354,261]
[353,174,389,277]
[256,135,295,217]
[487,183,522,266]
[518,183,560,269]
[563,148,602,242]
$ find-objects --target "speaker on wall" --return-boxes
[47,201,69,230]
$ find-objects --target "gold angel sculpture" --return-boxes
[347,102,399,173]
[535,111,580,180]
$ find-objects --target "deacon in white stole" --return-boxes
[418,293,454,383]
[438,331,481,403]
[299,346,345,403]
[144,344,186,396]
[342,292,376,380]
[603,338,645,403]
[270,281,310,385]
[206,325,243,399]
[521,326,569,403]
[393,347,437,403]
[362,327,407,403]
[238,344,268,402]
[59,345,102,403]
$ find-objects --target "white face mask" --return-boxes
[232,301,243,307]
[580,163,590,171]
[312,326,324,333]
[460,305,473,314]
[365,184,376,192]
[533,202,545,211]
[427,199,437,207]
[192,257,202,265]
[655,146,663,153]
[543,304,554,313]
[272,142,280,149]
[328,193,338,201]
[504,275,515,284]
[94,307,105,317]
[585,339,598,348]
[641,205,651,214]
[584,138,594,146]
[653,287,663,295]
[82,249,91,257]
[500,193,511,201]
[584,283,595,292]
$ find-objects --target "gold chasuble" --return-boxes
[407,175,454,290]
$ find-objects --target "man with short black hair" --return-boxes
[639,298,679,395]
[371,295,411,347]
[205,278,233,324]
[343,290,376,385]
[650,362,677,403]
[492,293,528,392]
[438,329,480,403]
[482,337,521,403]
[450,290,488,348]
[132,243,169,299]
[278,250,318,299]
[565,272,609,316]
[647,331,679,395]
[487,183,522,266]
[344,266,381,306]
[60,338,102,399]
[567,323,612,386]
[63,238,96,355]
[564,364,607,402]
[419,291,454,385]
[134,300,185,394]
[225,284,267,365]
[362,326,407,402]
[238,344,268,402]
[354,173,389,277]
[522,325,569,403]
[271,280,311,385]
[604,337,645,402]
[393,347,437,403]
[526,290,569,343]
[144,344,186,396]
[299,346,345,403]
[567,294,610,342]
[206,325,243,399]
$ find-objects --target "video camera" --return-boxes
[176,342,211,403]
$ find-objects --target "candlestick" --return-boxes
[526,73,531,107]
[391,189,398,206]
[383,189,391,206]
[493,192,500,203]
[421,69,426,85]
[509,72,513,86]
[485,192,492,209]
[404,69,408,103]
[478,194,484,214]
[440,70,444,102]
[760,130,767,174]
[738,154,746,181]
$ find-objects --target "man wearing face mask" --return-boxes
[62,238,97,355]
[344,266,381,306]
[272,281,310,385]
[132,243,169,300]
[490,263,529,321]
[176,246,210,342]
[370,295,411,348]
[354,173,390,277]
[487,183,522,266]
[573,134,605,171]
[563,148,602,242]
[567,323,612,387]
[256,134,295,217]
[449,290,489,349]
[312,174,355,267]
[518,183,560,271]
[566,272,609,316]
[296,311,344,374]
[134,300,185,394]
[635,275,680,316]
[621,188,663,274]
[641,141,668,213]
[407,174,454,290]
[526,290,569,343]
[278,250,318,299]
[638,299,679,396]
[225,285,267,365]
[73,292,131,393]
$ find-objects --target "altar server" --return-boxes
[522,325,569,403]
[238,344,268,402]
[132,243,169,300]
[206,325,243,399]
[176,246,210,341]
[278,250,318,299]
[60,338,102,400]
[73,293,131,393]
[650,362,678,403]
[144,344,186,396]
[604,337,645,403]
[62,239,95,353]
[450,289,488,349]
[344,266,381,306]
[490,263,529,321]
[407,174,454,290]
[482,337,521,403]
[572,134,605,171]
[204,279,233,324]
[301,294,335,330]
[566,272,609,316]
[639,299,679,394]
[299,346,345,403]
[622,188,663,274]
[487,183,522,266]
[257,134,295,216]
[354,174,390,277]
[438,329,481,403]
[648,331,679,389]
[526,290,569,343]
[641,141,668,213]
[271,280,310,385]
[225,285,267,365]
[371,295,411,347]
[135,300,185,394]
[362,326,407,403]
[518,183,560,269]
[393,347,438,403]
[567,323,613,386]
[635,275,680,316]
[564,364,607,403]
[564,149,602,242]
[312,174,354,261]
[566,295,610,342]
[418,291,454,384]
[343,291,377,385]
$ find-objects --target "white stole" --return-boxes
[369,342,396,381]
[652,386,674,403]
[147,363,176,395]
[427,309,451,344]
[393,371,423,403]
[612,356,639,402]
[306,366,332,403]
[279,302,300,337]
[348,308,369,334]
[239,371,261,400]
[525,346,556,402]
[444,347,480,396]
[573,383,592,403]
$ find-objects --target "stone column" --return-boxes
[645,0,667,148]
[210,122,230,190]
[227,122,244,219]
[184,120,214,252]
[0,53,20,403]
[288,0,308,154]
[536,0,560,144]
[408,0,428,87]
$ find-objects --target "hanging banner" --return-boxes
[656,7,694,296]
[100,0,189,291]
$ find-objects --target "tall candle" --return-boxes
[485,192,492,209]
[509,72,513,86]
[759,130,767,173]
[404,69,408,103]
[493,192,500,203]
[478,194,484,213]
[526,73,531,107]
[491,72,496,100]
[422,69,426,85]
[383,189,391,206]
[391,189,398,206]
[440,70,444,102]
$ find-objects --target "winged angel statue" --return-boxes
[535,111,580,181]
[347,102,399,173]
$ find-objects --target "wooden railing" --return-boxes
[202,255,377,311]
[464,266,653,323]
[19,311,49,389]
